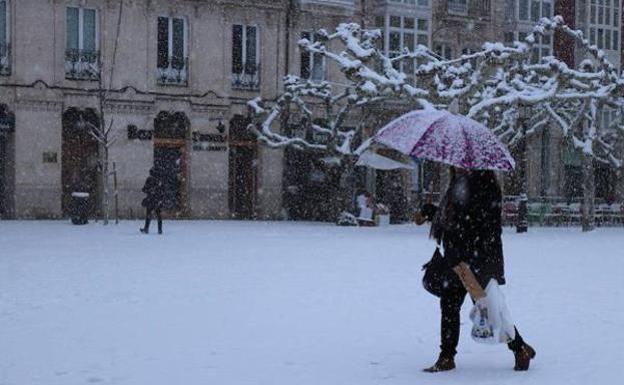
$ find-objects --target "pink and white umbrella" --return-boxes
[374,108,515,171]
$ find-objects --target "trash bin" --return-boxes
[71,192,90,225]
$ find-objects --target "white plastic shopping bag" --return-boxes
[359,207,373,221]
[469,279,516,344]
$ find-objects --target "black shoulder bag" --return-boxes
[422,245,463,297]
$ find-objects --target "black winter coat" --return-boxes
[141,175,163,209]
[427,174,505,287]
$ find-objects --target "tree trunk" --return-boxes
[581,154,595,232]
[339,157,358,216]
[102,146,110,225]
[516,116,529,233]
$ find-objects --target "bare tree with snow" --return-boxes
[82,0,125,225]
[248,18,624,227]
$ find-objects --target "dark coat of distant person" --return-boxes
[141,169,163,210]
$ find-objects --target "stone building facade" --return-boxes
[0,0,289,219]
[0,0,622,220]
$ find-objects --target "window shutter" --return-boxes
[232,25,243,74]
[245,26,257,74]
[172,18,185,69]
[300,31,311,79]
[67,7,80,50]
[0,1,6,48]
[83,9,96,51]
[157,17,169,69]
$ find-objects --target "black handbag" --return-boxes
[422,246,463,297]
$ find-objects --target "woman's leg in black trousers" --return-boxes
[144,207,152,230]
[155,207,162,234]
[439,288,467,359]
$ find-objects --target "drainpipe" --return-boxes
[280,0,296,216]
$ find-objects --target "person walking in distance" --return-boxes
[140,168,163,234]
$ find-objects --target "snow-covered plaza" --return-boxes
[1,220,623,385]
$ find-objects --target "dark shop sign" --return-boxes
[192,131,227,151]
[192,143,227,152]
[192,132,227,143]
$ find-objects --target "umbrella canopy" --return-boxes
[355,150,415,170]
[374,109,515,171]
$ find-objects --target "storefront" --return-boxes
[0,104,14,218]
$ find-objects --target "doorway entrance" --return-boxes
[153,111,189,216]
[229,115,257,219]
[0,104,15,218]
[61,108,100,217]
[375,150,408,223]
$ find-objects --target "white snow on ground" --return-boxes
[1,220,623,385]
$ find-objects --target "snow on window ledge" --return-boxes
[300,0,355,9]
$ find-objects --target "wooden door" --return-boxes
[153,139,187,216]
[229,145,256,219]
[61,109,99,217]
[228,115,257,219]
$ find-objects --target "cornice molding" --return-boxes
[15,99,63,112]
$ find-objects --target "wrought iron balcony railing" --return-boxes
[65,49,101,81]
[232,62,261,90]
[157,56,189,86]
[0,43,11,76]
[447,0,468,15]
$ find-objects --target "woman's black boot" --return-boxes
[423,354,456,373]
[513,343,536,371]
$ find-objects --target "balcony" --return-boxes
[0,43,11,76]
[232,62,261,91]
[447,0,467,15]
[436,0,490,20]
[157,56,188,86]
[65,49,100,81]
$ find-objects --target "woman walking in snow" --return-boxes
[415,167,535,372]
[140,168,164,234]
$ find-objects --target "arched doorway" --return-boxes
[0,104,15,218]
[229,115,257,219]
[61,108,100,217]
[153,111,189,216]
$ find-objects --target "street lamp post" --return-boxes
[516,104,530,233]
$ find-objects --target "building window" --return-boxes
[518,0,551,22]
[157,16,188,86]
[65,7,99,81]
[448,0,468,15]
[0,0,10,76]
[588,0,619,51]
[301,31,325,82]
[513,31,552,62]
[461,47,479,67]
[377,14,429,79]
[434,43,453,59]
[232,24,260,90]
[504,32,515,44]
[599,107,618,131]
